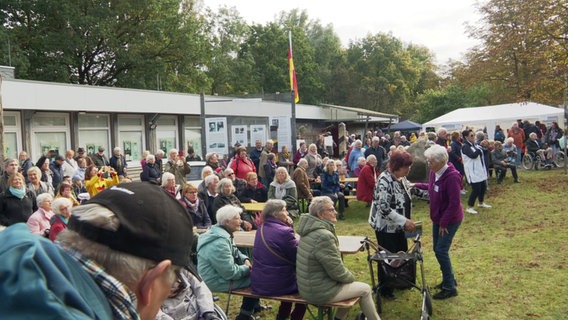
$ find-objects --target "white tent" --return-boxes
[422,102,565,138]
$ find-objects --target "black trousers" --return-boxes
[375,230,407,295]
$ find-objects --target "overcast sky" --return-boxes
[204,0,485,65]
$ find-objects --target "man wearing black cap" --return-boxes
[92,146,109,168]
[0,183,194,319]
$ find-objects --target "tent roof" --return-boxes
[388,119,422,131]
[423,102,564,127]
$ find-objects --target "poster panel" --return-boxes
[269,116,291,152]
[205,117,229,156]
[231,125,248,148]
[250,125,267,146]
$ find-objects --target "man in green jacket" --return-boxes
[296,196,381,320]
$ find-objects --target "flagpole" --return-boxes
[289,30,297,153]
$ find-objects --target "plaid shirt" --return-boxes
[62,246,140,320]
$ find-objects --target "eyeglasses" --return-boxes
[169,269,187,298]
[228,173,235,176]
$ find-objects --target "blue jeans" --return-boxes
[432,222,461,290]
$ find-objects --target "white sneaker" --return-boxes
[466,207,478,214]
[478,203,492,209]
[460,190,467,195]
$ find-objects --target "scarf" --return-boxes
[184,197,199,210]
[61,247,140,320]
[9,186,26,199]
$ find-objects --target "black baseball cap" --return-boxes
[68,183,193,266]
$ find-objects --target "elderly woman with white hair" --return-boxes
[211,178,253,230]
[414,144,463,300]
[165,148,191,187]
[161,172,177,198]
[197,205,260,320]
[296,196,381,320]
[26,193,54,237]
[49,197,73,241]
[268,167,299,218]
[140,154,162,185]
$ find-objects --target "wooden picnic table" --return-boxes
[233,231,365,254]
[241,202,265,213]
[340,177,358,183]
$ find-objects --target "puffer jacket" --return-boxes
[296,214,354,304]
[196,225,251,292]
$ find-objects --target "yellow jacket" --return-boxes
[85,173,120,197]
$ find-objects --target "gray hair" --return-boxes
[437,128,447,136]
[366,154,377,162]
[529,132,537,139]
[201,166,213,179]
[27,166,42,176]
[36,193,54,206]
[216,205,242,226]
[424,144,448,164]
[505,137,514,144]
[475,131,485,140]
[4,158,17,169]
[309,196,334,217]
[168,149,178,159]
[57,204,177,287]
[297,158,308,167]
[372,136,380,143]
[354,140,363,147]
[205,152,218,162]
[217,178,235,195]
[156,149,165,157]
[357,157,366,165]
[161,172,175,187]
[204,174,218,186]
[224,168,234,176]
[274,167,290,182]
[262,199,287,219]
[52,197,73,215]
[146,154,155,162]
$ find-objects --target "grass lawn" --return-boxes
[215,169,568,319]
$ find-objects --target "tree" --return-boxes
[458,0,568,106]
[0,0,211,92]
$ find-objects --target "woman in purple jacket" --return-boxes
[415,144,463,300]
[251,199,306,320]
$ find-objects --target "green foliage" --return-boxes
[415,83,492,123]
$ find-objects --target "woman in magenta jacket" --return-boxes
[251,199,306,320]
[414,144,463,300]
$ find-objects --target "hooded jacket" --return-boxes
[296,214,354,304]
[196,225,251,292]
[0,224,112,319]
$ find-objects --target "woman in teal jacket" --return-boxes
[197,205,259,320]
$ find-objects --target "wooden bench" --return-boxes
[228,287,360,320]
[344,195,358,200]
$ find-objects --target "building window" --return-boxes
[31,113,69,159]
[78,114,110,157]
[3,112,21,159]
[156,115,177,155]
[118,115,145,162]
[184,116,202,159]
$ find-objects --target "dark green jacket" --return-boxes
[296,214,355,304]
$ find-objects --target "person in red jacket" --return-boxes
[230,146,256,180]
[356,155,380,206]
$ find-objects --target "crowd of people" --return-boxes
[0,118,564,319]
